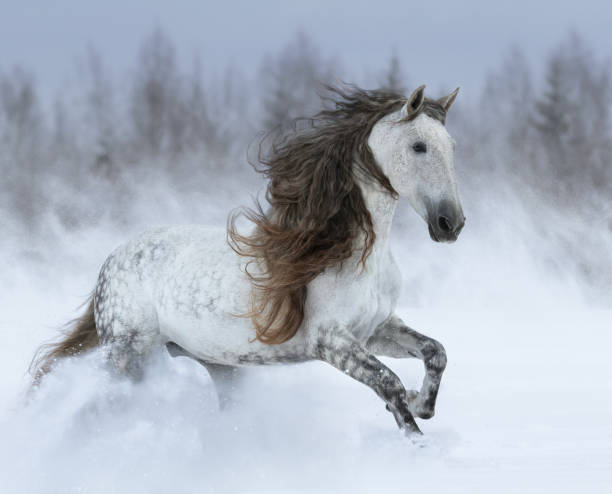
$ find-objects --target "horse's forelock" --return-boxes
[421,100,447,124]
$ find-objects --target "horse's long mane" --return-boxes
[228,84,444,344]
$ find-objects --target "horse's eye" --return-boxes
[412,141,427,154]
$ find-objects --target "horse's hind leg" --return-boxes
[202,363,245,410]
[104,330,157,381]
[95,292,161,381]
[166,342,244,410]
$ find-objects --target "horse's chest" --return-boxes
[355,252,401,333]
[309,248,401,341]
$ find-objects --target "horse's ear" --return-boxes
[438,87,460,112]
[402,85,426,117]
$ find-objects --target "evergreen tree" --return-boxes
[532,54,570,155]
[380,53,405,93]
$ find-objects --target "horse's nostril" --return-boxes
[438,216,453,233]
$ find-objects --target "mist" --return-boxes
[0,24,611,493]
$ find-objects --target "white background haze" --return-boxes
[1,2,611,493]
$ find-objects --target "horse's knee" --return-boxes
[422,339,447,373]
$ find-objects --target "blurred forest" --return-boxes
[1,28,610,302]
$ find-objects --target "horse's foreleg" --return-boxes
[366,315,447,420]
[316,330,422,435]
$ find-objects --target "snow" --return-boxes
[1,183,611,493]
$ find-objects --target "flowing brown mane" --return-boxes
[228,85,445,344]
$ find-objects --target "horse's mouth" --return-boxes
[428,223,440,242]
[425,199,465,244]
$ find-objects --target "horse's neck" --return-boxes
[358,178,398,247]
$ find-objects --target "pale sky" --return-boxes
[1,0,611,100]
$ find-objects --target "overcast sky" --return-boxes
[1,0,611,100]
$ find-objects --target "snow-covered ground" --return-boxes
[1,179,610,493]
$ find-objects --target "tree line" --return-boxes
[1,29,610,233]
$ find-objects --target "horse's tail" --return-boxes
[29,295,99,386]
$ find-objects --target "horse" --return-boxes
[32,84,465,435]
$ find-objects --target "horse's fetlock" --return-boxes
[384,383,407,407]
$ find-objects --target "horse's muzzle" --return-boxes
[427,200,465,243]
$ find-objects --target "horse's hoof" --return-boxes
[416,408,435,420]
[403,423,423,436]
[406,390,435,420]
[402,412,423,436]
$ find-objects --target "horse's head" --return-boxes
[368,85,465,243]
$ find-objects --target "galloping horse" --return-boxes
[33,85,464,435]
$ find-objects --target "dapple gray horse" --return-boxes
[33,85,464,435]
